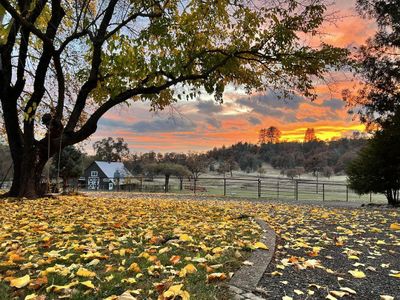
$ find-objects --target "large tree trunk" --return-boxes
[7,149,48,198]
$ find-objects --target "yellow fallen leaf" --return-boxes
[348,269,366,279]
[326,294,337,300]
[294,289,304,295]
[121,278,137,284]
[24,294,37,300]
[63,225,74,233]
[46,281,79,293]
[179,263,197,277]
[380,296,394,300]
[118,290,136,300]
[389,223,400,230]
[159,247,170,254]
[106,274,114,282]
[128,262,141,273]
[179,234,193,242]
[76,267,96,278]
[282,296,293,300]
[304,259,321,269]
[253,242,268,250]
[10,275,30,288]
[212,247,224,254]
[163,284,190,300]
[330,290,347,297]
[348,255,359,260]
[340,287,357,294]
[389,273,400,278]
[81,280,95,289]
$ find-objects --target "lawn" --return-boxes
[0,195,263,300]
[0,194,399,300]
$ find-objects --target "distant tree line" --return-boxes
[207,136,367,177]
[87,135,368,180]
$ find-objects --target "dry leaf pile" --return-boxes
[1,193,399,300]
[0,196,262,299]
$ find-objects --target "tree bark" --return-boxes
[6,148,48,198]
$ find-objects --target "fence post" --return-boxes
[370,192,372,203]
[295,180,298,201]
[180,179,183,191]
[258,179,261,198]
[194,178,197,194]
[223,178,226,196]
[140,176,143,192]
[322,184,325,201]
[346,185,349,202]
[277,181,279,200]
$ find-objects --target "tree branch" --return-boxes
[65,0,119,132]
[0,0,52,46]
[66,55,232,145]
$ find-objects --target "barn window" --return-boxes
[91,171,98,177]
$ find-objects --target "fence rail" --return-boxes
[79,175,386,203]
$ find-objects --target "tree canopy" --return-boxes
[347,112,400,205]
[145,162,190,192]
[345,0,400,126]
[93,137,129,162]
[0,0,348,197]
[51,145,83,191]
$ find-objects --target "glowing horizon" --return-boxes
[91,0,375,154]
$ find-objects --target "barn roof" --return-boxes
[94,161,133,178]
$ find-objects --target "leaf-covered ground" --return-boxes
[255,204,400,300]
[0,193,399,300]
[0,195,263,300]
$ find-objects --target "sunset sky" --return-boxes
[92,0,376,154]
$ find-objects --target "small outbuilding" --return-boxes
[83,161,134,190]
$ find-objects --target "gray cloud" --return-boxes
[206,117,222,128]
[196,100,223,114]
[322,98,345,110]
[98,118,131,129]
[300,117,318,122]
[248,116,262,125]
[237,92,304,111]
[131,117,196,132]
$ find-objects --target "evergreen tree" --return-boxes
[347,113,400,205]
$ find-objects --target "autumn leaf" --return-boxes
[10,275,30,288]
[348,269,366,279]
[179,234,193,242]
[380,296,394,300]
[179,264,197,277]
[207,272,227,282]
[128,262,141,273]
[389,223,400,230]
[340,287,356,294]
[330,290,347,297]
[46,281,79,293]
[24,294,38,300]
[117,290,137,300]
[169,255,181,265]
[81,280,96,289]
[76,267,96,278]
[163,284,190,300]
[253,242,269,250]
[28,276,48,290]
[121,278,137,284]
